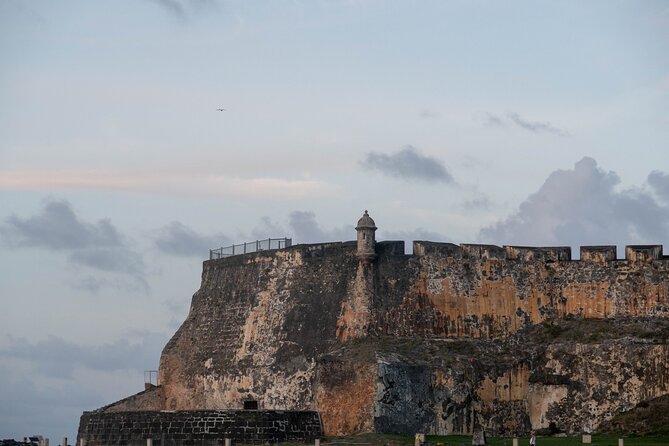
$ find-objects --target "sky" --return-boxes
[1,0,669,441]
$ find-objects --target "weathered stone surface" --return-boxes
[98,385,164,412]
[86,238,669,437]
[374,354,434,435]
[598,394,669,435]
[472,430,486,445]
[77,410,322,446]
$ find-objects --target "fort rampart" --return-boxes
[81,213,669,439]
[77,410,322,445]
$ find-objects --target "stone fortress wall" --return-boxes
[78,410,322,446]
[79,212,669,442]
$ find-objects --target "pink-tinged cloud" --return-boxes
[0,170,339,199]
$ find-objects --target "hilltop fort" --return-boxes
[78,211,669,445]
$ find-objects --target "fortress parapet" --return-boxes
[413,241,461,258]
[581,246,617,263]
[413,241,667,263]
[461,243,505,260]
[84,210,669,442]
[504,245,572,261]
[626,245,664,262]
[413,241,574,262]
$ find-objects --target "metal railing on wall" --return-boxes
[210,237,292,260]
[144,370,158,386]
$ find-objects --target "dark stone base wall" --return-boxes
[77,410,322,446]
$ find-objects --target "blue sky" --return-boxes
[1,0,669,441]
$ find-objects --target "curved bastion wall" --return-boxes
[85,222,669,438]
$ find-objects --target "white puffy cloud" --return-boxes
[480,157,669,247]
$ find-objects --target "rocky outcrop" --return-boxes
[598,394,669,435]
[92,239,669,436]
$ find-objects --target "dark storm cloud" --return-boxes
[361,146,454,183]
[0,199,146,286]
[506,112,569,136]
[154,221,229,257]
[479,157,669,247]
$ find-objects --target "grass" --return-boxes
[426,435,669,446]
[314,433,669,446]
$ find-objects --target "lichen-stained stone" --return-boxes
[89,239,669,437]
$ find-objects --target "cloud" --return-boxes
[381,228,446,254]
[146,0,217,20]
[1,200,121,250]
[0,199,146,287]
[71,276,147,294]
[0,332,168,440]
[476,111,568,136]
[0,170,339,199]
[479,157,669,247]
[419,109,440,119]
[249,211,351,245]
[255,210,446,252]
[478,111,503,126]
[69,247,146,285]
[360,146,454,183]
[0,334,164,379]
[251,216,286,240]
[288,211,351,244]
[648,170,669,202]
[154,221,229,257]
[149,0,185,18]
[460,155,492,170]
[506,112,569,136]
[462,196,491,211]
[0,361,101,440]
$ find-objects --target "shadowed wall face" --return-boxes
[77,410,322,446]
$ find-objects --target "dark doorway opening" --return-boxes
[243,400,258,410]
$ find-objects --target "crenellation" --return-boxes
[376,240,406,256]
[580,246,617,263]
[504,245,572,262]
[206,237,668,266]
[461,243,505,260]
[413,241,462,258]
[625,245,663,262]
